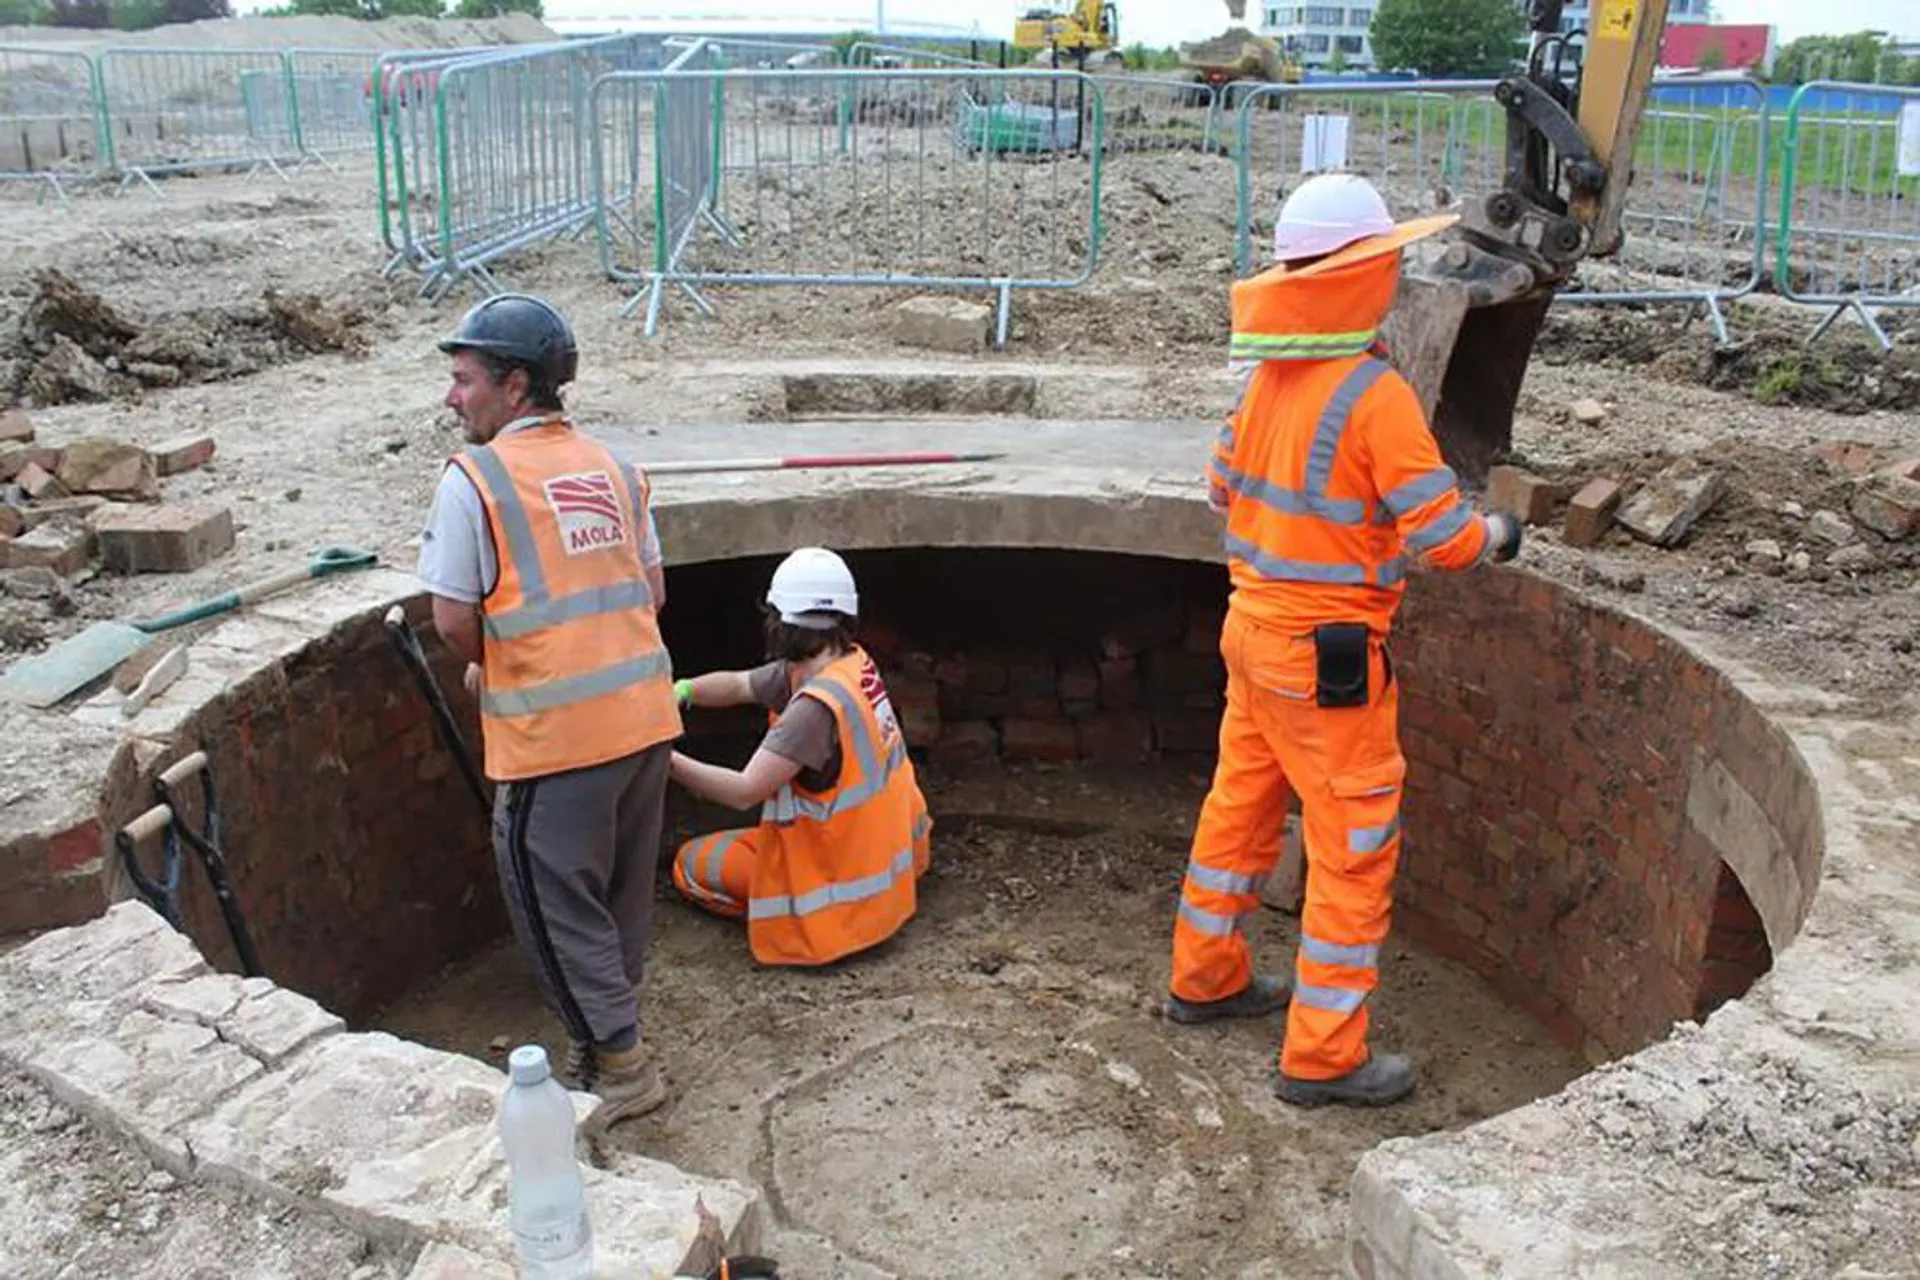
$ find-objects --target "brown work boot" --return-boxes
[560,1038,596,1091]
[585,1041,668,1130]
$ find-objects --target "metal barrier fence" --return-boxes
[1232,79,1503,275]
[1556,75,1772,344]
[283,48,381,160]
[1773,80,1920,350]
[0,43,108,198]
[591,66,1105,343]
[1094,75,1219,154]
[96,46,303,188]
[401,33,670,300]
[845,41,986,70]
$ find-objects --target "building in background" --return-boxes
[1658,22,1777,73]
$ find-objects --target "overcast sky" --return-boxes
[528,1,1916,48]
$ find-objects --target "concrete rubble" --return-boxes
[0,901,764,1277]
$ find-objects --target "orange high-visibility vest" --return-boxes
[1212,252,1490,636]
[745,646,932,966]
[449,418,681,782]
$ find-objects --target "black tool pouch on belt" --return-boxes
[1313,623,1371,708]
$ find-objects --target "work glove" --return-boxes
[674,678,694,709]
[1484,511,1523,563]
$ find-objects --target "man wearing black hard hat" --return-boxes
[416,292,681,1131]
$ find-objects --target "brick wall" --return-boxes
[139,602,502,1026]
[666,550,1805,1063]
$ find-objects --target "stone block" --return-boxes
[141,973,247,1026]
[93,499,235,573]
[23,1007,263,1170]
[1617,462,1724,548]
[56,437,159,500]
[1562,478,1623,549]
[218,981,345,1066]
[1569,397,1608,425]
[5,520,94,576]
[0,903,209,1060]
[16,460,68,500]
[0,503,20,538]
[0,408,31,444]
[1485,465,1564,526]
[1001,718,1078,762]
[888,295,990,353]
[149,433,217,477]
[1074,712,1152,762]
[407,1244,516,1279]
[1813,439,1883,476]
[1849,474,1920,541]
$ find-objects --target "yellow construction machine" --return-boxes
[1012,0,1126,71]
[1387,0,1672,480]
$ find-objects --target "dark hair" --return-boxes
[762,607,856,664]
[476,351,565,412]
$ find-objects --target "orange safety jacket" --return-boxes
[448,417,682,782]
[1212,251,1491,636]
[744,646,932,966]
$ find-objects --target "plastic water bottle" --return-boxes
[499,1044,594,1278]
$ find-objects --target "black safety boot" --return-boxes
[1274,1052,1415,1108]
[1164,973,1291,1024]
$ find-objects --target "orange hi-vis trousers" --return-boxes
[672,828,759,920]
[1169,608,1407,1082]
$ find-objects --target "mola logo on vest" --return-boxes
[543,470,628,555]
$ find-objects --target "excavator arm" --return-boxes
[1385,0,1672,480]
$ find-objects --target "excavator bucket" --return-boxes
[1384,253,1556,484]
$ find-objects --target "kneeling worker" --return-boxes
[667,547,933,965]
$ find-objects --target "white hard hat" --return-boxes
[766,546,858,627]
[1272,173,1397,262]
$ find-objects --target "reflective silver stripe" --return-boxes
[1177,900,1240,937]
[1225,532,1373,586]
[1220,465,1368,526]
[1302,359,1390,502]
[1300,934,1381,969]
[1214,421,1234,450]
[1349,817,1400,855]
[1404,503,1474,554]
[748,845,915,921]
[1293,980,1369,1014]
[1185,862,1266,896]
[763,676,897,826]
[464,444,551,606]
[701,830,738,894]
[482,580,655,641]
[1381,465,1459,517]
[480,649,672,718]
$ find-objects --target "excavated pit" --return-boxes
[70,541,1814,1276]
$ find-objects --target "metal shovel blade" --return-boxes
[0,619,151,709]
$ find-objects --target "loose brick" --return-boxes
[1073,712,1152,762]
[1849,474,1920,541]
[5,519,94,576]
[1813,439,1883,476]
[0,408,32,444]
[149,433,217,477]
[92,499,235,573]
[16,460,69,500]
[1617,460,1725,548]
[0,444,58,481]
[1485,464,1563,526]
[57,437,160,500]
[1001,718,1078,763]
[1562,477,1623,548]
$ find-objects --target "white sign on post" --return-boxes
[1899,100,1920,178]
[1300,113,1351,173]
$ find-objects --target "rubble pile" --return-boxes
[0,409,230,651]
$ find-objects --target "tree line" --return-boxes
[0,0,540,29]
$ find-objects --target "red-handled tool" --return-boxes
[645,450,1002,475]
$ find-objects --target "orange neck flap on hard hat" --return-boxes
[1228,250,1402,367]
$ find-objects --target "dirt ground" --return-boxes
[3,26,1919,1277]
[374,762,1587,1279]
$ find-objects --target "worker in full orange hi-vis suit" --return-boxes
[1163,174,1523,1108]
[667,548,933,967]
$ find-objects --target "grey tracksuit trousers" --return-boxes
[492,740,672,1047]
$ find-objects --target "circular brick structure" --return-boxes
[0,466,1840,1276]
